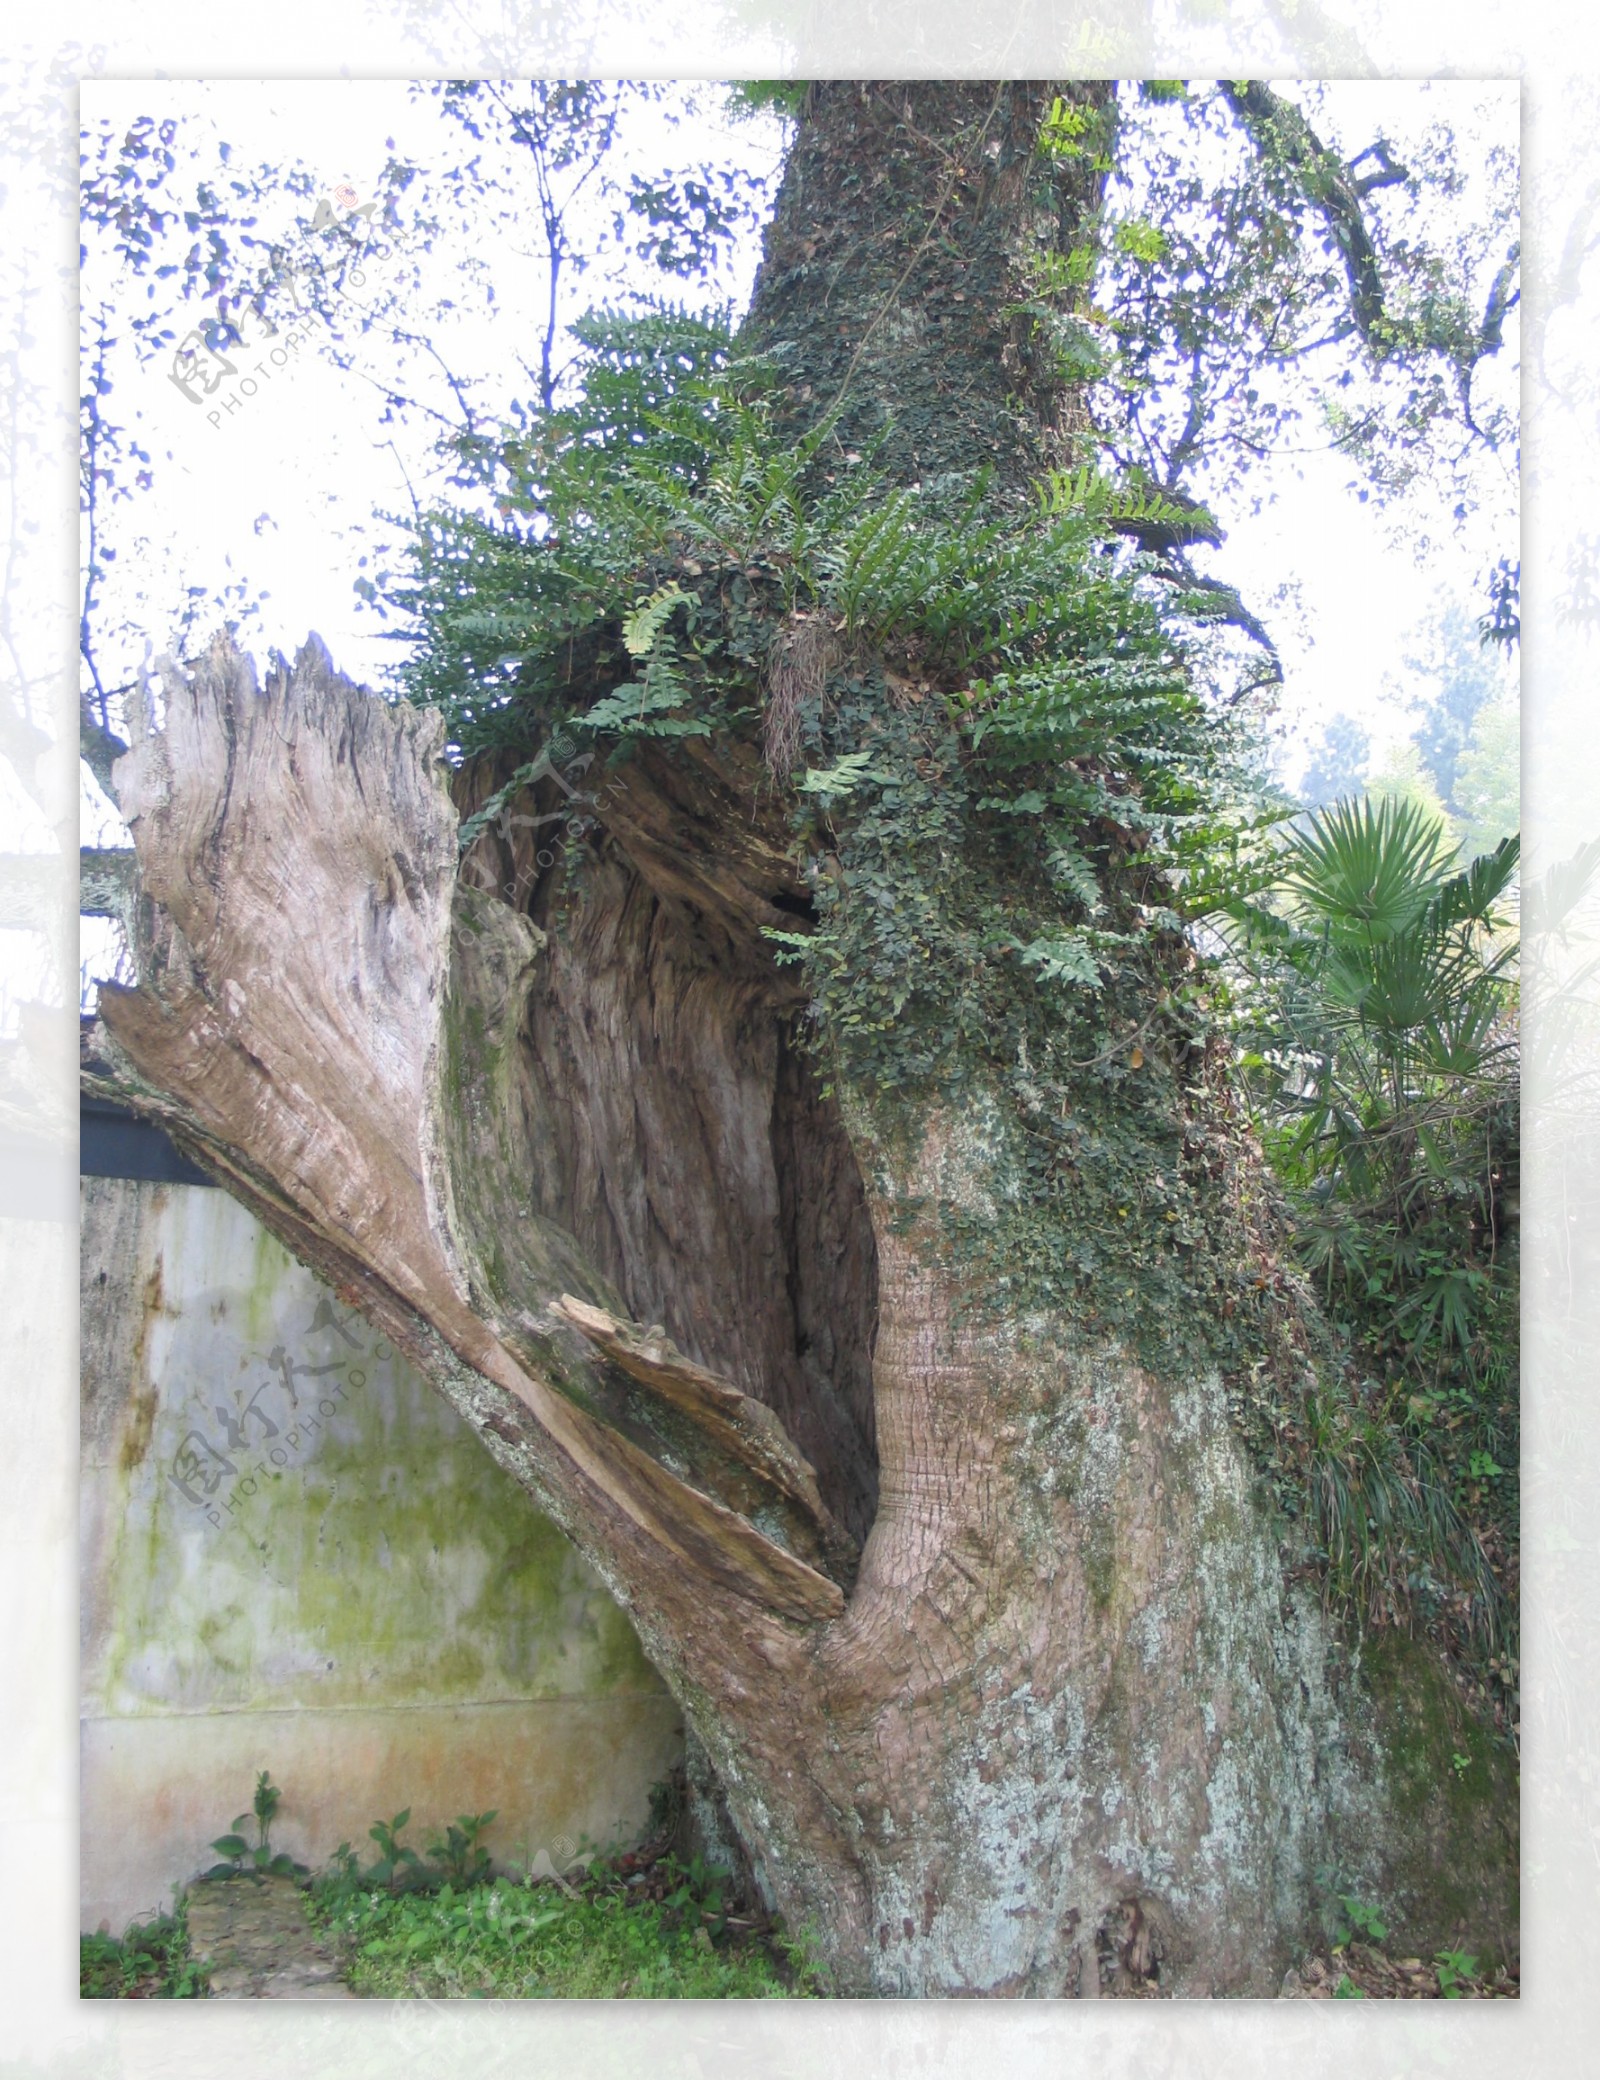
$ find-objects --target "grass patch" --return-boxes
[80,1904,208,1999]
[310,1874,815,1998]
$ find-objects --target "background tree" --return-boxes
[81,80,1518,1996]
[1299,712,1370,807]
[76,83,778,717]
[1408,599,1513,815]
[1453,697,1520,862]
[1365,738,1455,835]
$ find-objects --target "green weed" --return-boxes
[1435,1947,1480,1996]
[1332,1893,1389,1947]
[427,1810,497,1888]
[310,1876,808,1999]
[80,1902,208,1999]
[204,1769,309,1882]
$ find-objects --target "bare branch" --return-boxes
[1348,140,1409,199]
[1153,567,1284,697]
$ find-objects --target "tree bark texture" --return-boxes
[83,82,1515,1993]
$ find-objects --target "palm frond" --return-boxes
[1426,832,1519,935]
[1286,793,1456,945]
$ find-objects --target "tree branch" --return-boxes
[1223,81,1518,453]
[79,692,129,799]
[1153,566,1283,698]
[1221,82,1389,355]
[1348,141,1409,199]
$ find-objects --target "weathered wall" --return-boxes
[81,1175,681,1932]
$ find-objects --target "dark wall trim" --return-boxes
[80,1098,216,1188]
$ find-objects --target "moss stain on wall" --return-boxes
[84,1180,667,1719]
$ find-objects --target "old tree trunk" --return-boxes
[83,83,1515,1994]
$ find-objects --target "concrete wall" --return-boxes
[81,1176,682,1932]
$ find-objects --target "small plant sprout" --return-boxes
[658,1853,731,1938]
[1332,1894,1389,1948]
[205,1770,308,1880]
[427,1811,498,1887]
[367,1809,426,1888]
[1435,1948,1480,1996]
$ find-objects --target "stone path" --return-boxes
[186,1874,355,1998]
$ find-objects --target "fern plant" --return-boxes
[386,307,1234,783]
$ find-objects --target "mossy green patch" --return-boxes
[1359,1629,1518,1968]
[92,1186,663,1716]
[258,1376,662,1706]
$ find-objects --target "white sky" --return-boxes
[79,78,1518,843]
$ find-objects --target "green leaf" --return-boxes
[621,583,690,658]
[1112,217,1167,263]
[1014,931,1103,989]
[1286,794,1455,945]
[1045,839,1102,915]
[1426,832,1519,934]
[797,751,889,800]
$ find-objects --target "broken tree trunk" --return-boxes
[84,632,1352,1993]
